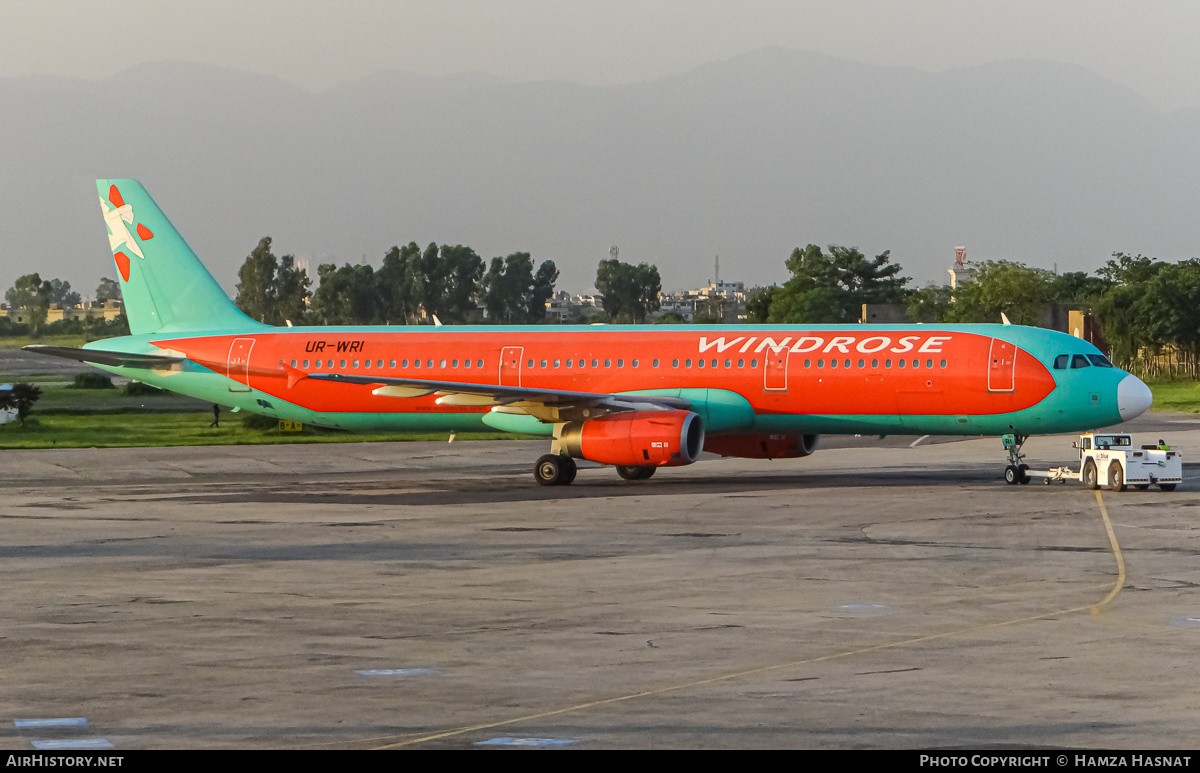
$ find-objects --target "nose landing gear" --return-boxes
[1002,433,1031,485]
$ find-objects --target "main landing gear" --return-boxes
[1002,432,1031,485]
[534,454,577,486]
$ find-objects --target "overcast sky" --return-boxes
[4,0,1200,111]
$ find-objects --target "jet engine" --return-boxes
[703,432,819,460]
[559,410,704,467]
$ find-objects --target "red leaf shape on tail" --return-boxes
[114,251,131,282]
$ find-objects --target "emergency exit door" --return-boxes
[988,338,1016,392]
[500,346,523,387]
[227,337,255,392]
[764,349,788,391]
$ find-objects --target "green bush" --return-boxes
[72,372,115,389]
[124,381,165,396]
[242,412,280,430]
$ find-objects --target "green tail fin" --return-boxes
[97,179,263,335]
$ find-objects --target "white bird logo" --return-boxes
[99,196,144,259]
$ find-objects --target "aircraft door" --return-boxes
[227,337,255,392]
[764,348,788,392]
[988,338,1016,392]
[500,346,523,387]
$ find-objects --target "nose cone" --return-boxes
[1117,374,1153,421]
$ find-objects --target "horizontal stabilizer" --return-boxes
[23,345,185,370]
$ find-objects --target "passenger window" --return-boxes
[478,360,484,368]
[652,359,660,367]
[390,359,397,368]
[291,359,298,367]
[926,359,933,369]
[1053,354,1069,369]
[303,360,309,368]
[413,359,420,368]
[377,360,383,368]
[440,359,447,368]
[565,359,572,368]
[698,359,705,368]
[817,359,824,368]
[711,359,718,368]
[1071,354,1091,369]
[617,359,623,367]
[685,359,692,367]
[427,360,433,368]
[858,359,865,368]
[540,359,547,368]
[750,359,757,368]
[912,359,919,369]
[553,359,560,368]
[352,360,359,368]
[898,360,905,368]
[340,359,347,368]
[363,359,370,369]
[528,359,534,368]
[831,359,838,369]
[672,359,679,367]
[592,359,598,368]
[632,359,638,367]
[605,359,611,368]
[871,359,878,368]
[464,359,471,368]
[739,359,745,368]
[940,359,947,368]
[885,359,891,368]
[844,360,851,369]
[452,359,458,368]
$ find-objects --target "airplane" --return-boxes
[26,179,1153,486]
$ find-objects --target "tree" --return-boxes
[378,243,421,324]
[906,284,953,323]
[274,254,311,325]
[481,252,559,324]
[766,244,909,323]
[45,279,80,308]
[942,260,1056,326]
[743,286,778,323]
[309,263,381,325]
[436,245,486,322]
[5,273,52,337]
[0,383,42,426]
[235,237,311,325]
[96,277,122,303]
[595,259,661,323]
[235,237,279,323]
[1092,252,1167,365]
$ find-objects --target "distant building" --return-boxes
[0,300,123,324]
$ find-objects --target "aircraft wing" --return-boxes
[306,372,691,422]
[23,345,186,369]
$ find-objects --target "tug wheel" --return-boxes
[1108,462,1126,492]
[1082,460,1099,490]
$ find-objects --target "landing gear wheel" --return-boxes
[1159,483,1177,492]
[535,454,571,486]
[1018,463,1031,485]
[1108,461,1126,492]
[560,456,578,484]
[1004,465,1019,485]
[617,465,656,481]
[1082,459,1099,490]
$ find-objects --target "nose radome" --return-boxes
[1117,375,1153,421]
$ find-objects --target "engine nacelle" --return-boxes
[560,410,704,467]
[703,432,819,460]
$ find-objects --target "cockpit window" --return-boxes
[1087,354,1114,368]
[1071,354,1091,369]
[1053,354,1069,369]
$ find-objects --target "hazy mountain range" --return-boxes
[2,47,1197,297]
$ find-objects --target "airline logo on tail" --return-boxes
[99,184,153,281]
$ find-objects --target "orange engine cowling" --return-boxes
[560,410,705,467]
[703,433,819,460]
